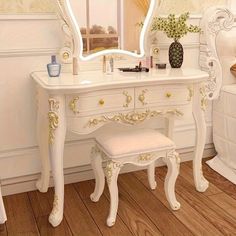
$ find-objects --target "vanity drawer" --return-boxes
[66,88,134,116]
[135,85,192,108]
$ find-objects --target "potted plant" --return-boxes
[151,12,201,68]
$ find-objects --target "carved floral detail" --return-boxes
[187,86,194,101]
[123,91,133,108]
[200,7,234,100]
[48,99,59,144]
[86,109,183,127]
[91,145,107,160]
[105,161,123,185]
[167,150,181,166]
[200,86,208,111]
[139,153,154,161]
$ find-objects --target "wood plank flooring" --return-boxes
[1,159,236,236]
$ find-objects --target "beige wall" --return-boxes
[0,0,55,13]
[0,0,228,14]
[159,0,227,14]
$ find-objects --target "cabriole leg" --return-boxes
[163,151,181,211]
[192,83,209,192]
[147,162,157,190]
[47,95,66,227]
[36,87,50,193]
[105,161,122,227]
[90,147,105,202]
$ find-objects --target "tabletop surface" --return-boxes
[32,68,209,92]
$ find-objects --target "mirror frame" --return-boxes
[58,0,158,61]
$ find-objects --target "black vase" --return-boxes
[169,40,184,68]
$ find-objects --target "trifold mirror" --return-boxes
[57,0,157,61]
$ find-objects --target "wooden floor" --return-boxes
[1,159,236,236]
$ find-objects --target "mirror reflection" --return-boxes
[69,0,150,56]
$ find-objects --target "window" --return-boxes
[78,0,121,54]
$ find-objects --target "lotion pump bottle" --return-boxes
[47,55,61,77]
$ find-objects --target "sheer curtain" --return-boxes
[134,0,150,14]
[133,0,161,15]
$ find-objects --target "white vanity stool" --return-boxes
[90,128,181,227]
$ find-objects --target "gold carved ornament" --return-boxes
[86,109,183,127]
[166,150,181,167]
[105,161,123,185]
[48,99,59,144]
[200,86,207,111]
[187,86,194,101]
[138,89,148,106]
[69,96,79,114]
[139,153,153,161]
[123,91,133,107]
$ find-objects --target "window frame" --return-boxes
[81,0,122,53]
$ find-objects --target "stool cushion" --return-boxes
[95,129,175,158]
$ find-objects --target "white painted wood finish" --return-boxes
[192,83,209,192]
[32,68,208,227]
[90,142,180,227]
[200,7,236,184]
[0,185,7,224]
[48,95,66,227]
[0,15,215,194]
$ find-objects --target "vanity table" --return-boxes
[32,68,209,227]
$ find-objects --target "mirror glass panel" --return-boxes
[64,0,156,60]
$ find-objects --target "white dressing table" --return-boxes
[32,68,209,227]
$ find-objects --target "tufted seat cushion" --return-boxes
[95,129,175,158]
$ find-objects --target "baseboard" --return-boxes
[1,144,215,196]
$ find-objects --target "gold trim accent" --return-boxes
[167,150,181,168]
[62,52,70,60]
[105,161,122,185]
[99,99,105,106]
[105,161,113,185]
[91,145,107,160]
[51,195,59,217]
[166,92,172,98]
[200,86,207,111]
[138,89,148,106]
[123,91,132,108]
[187,86,194,101]
[139,153,153,161]
[86,109,183,127]
[69,97,79,114]
[48,99,59,144]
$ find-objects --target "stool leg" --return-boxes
[163,151,181,210]
[105,161,122,227]
[90,147,105,202]
[147,162,157,190]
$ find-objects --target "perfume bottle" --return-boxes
[47,55,61,77]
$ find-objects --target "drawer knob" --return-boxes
[99,99,105,106]
[166,92,172,98]
[69,97,80,114]
[138,90,148,106]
